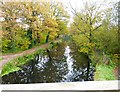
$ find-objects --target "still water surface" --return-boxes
[2,42,95,84]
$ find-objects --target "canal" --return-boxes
[2,42,95,84]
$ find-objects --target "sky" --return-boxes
[0,0,118,23]
[60,0,118,15]
[59,0,118,25]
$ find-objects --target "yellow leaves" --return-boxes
[50,31,57,40]
[1,2,69,52]
[44,17,58,28]
[79,47,89,54]
[86,43,96,48]
[78,42,96,54]
[21,41,30,49]
[113,54,120,58]
[16,37,30,50]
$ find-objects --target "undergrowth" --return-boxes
[0,48,45,76]
[94,59,117,80]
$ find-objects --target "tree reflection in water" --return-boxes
[2,42,95,84]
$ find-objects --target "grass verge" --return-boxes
[94,62,117,80]
[0,57,2,61]
[0,48,45,77]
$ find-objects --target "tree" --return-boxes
[69,0,114,80]
[70,0,113,54]
[94,1,119,58]
[1,1,69,53]
[1,2,31,52]
[50,1,69,38]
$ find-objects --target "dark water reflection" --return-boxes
[2,42,95,84]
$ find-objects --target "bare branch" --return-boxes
[93,24,102,31]
[73,22,89,39]
[69,2,88,24]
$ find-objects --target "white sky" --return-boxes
[60,0,118,14]
[59,0,118,25]
[0,0,118,23]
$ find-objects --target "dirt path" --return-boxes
[113,67,119,80]
[0,43,49,69]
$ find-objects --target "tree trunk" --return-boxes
[27,28,33,48]
[46,49,52,61]
[89,31,92,43]
[46,31,50,43]
[86,31,92,81]
[86,59,90,81]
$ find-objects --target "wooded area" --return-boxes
[1,1,69,53]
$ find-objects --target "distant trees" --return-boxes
[93,1,119,56]
[1,1,69,53]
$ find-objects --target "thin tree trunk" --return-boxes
[46,32,50,43]
[87,31,92,81]
[86,58,90,81]
[46,49,52,61]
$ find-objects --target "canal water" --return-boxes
[2,42,95,84]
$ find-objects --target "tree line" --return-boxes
[1,1,119,65]
[1,1,69,53]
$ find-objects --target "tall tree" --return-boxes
[1,2,31,52]
[70,0,111,54]
[69,0,113,80]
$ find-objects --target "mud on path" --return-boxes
[0,43,49,69]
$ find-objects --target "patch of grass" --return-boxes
[0,57,2,61]
[0,48,45,76]
[94,64,116,80]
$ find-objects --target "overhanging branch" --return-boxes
[73,22,89,39]
[93,24,102,31]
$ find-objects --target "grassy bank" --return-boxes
[0,48,45,76]
[94,59,118,80]
[94,64,116,80]
[0,39,62,77]
[0,57,2,61]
